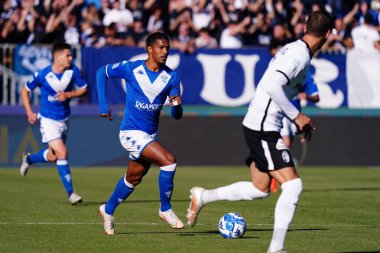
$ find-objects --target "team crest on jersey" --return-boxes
[282,150,290,163]
[161,75,169,83]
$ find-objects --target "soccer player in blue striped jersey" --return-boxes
[97,32,184,234]
[20,43,88,205]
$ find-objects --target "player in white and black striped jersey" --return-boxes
[187,10,333,253]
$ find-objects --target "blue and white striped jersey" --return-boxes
[25,64,87,121]
[98,60,181,134]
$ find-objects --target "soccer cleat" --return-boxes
[159,209,185,229]
[186,186,205,227]
[20,153,30,176]
[99,204,115,235]
[68,191,83,205]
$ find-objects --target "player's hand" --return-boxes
[295,113,315,142]
[100,106,113,121]
[55,91,71,101]
[169,96,182,106]
[27,112,37,124]
[299,123,315,142]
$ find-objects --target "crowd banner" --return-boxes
[13,45,377,108]
[80,46,350,108]
[347,49,380,108]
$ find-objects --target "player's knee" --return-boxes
[281,178,303,199]
[162,153,176,166]
[125,175,143,186]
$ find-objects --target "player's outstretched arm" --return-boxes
[21,86,37,124]
[169,95,183,120]
[96,66,112,121]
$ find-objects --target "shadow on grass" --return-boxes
[114,228,328,238]
[72,199,189,206]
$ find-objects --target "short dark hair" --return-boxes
[364,12,373,25]
[306,10,333,37]
[145,32,170,47]
[51,43,71,57]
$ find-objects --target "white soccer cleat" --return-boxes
[186,186,205,227]
[68,191,83,205]
[99,204,115,235]
[20,153,30,176]
[159,209,185,229]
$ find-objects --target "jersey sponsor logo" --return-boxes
[137,69,144,75]
[135,101,162,111]
[276,139,288,150]
[47,95,59,102]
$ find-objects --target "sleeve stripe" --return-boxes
[276,70,290,85]
[105,64,110,78]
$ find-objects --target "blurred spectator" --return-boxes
[195,27,218,48]
[269,23,292,55]
[101,22,134,46]
[80,20,103,47]
[322,17,348,53]
[126,18,148,47]
[172,20,196,53]
[220,17,250,48]
[82,3,102,27]
[146,6,163,33]
[351,12,380,51]
[103,0,133,33]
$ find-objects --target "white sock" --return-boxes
[269,178,303,252]
[201,181,269,204]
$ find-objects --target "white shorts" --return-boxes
[39,115,69,143]
[280,117,297,137]
[119,130,157,160]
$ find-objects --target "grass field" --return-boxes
[0,166,379,253]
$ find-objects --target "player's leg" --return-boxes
[267,167,302,253]
[141,141,184,229]
[99,159,151,235]
[20,148,49,176]
[49,139,81,204]
[20,117,52,176]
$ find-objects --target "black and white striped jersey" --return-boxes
[243,39,312,132]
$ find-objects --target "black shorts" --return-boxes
[243,126,295,172]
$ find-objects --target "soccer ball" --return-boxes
[218,212,247,239]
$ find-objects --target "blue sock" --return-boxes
[27,149,48,164]
[105,176,134,215]
[56,159,73,196]
[159,164,177,212]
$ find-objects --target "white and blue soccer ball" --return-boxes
[218,212,247,239]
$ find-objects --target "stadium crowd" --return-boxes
[0,0,379,53]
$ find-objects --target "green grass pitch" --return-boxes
[0,166,379,253]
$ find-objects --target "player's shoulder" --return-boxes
[283,40,310,61]
[35,65,52,78]
[161,64,178,77]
